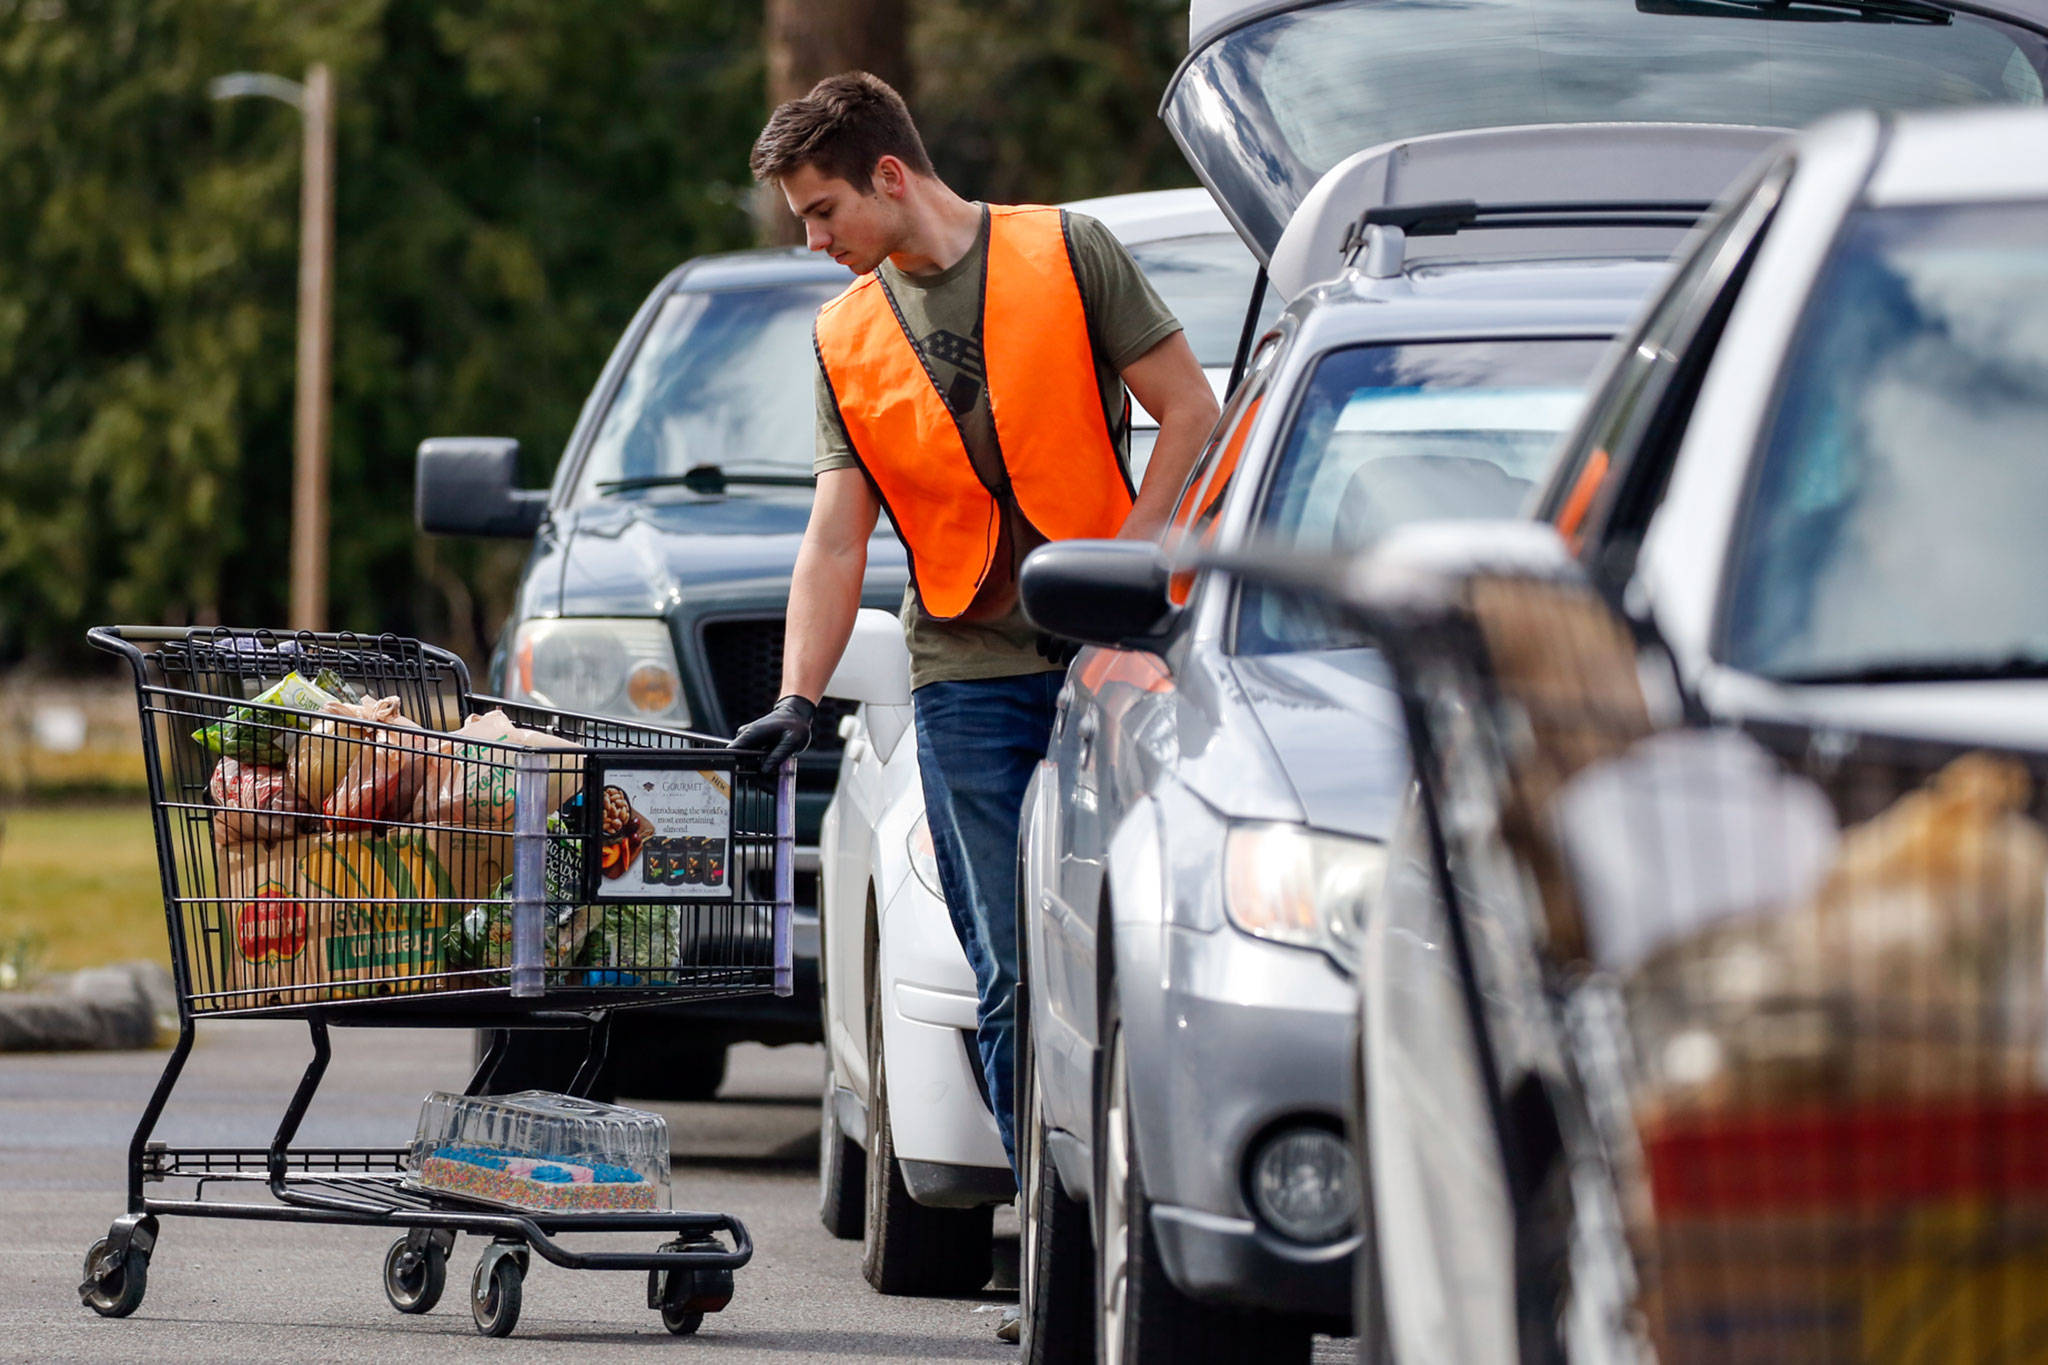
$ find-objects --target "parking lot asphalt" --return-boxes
[2,1024,1348,1363]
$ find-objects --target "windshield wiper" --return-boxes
[596,464,814,495]
[1638,0,1950,23]
[1771,652,2048,685]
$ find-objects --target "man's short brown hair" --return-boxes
[750,71,935,193]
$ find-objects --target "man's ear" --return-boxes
[871,155,908,199]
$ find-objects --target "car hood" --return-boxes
[1228,647,1409,840]
[528,493,907,617]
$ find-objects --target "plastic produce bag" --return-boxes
[208,757,306,847]
[288,696,405,810]
[323,717,436,836]
[192,670,348,764]
[442,815,601,976]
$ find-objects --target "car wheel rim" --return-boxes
[1099,1029,1130,1365]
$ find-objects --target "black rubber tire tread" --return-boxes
[1348,1025,1393,1365]
[1097,995,1311,1365]
[471,1253,523,1338]
[818,916,866,1240]
[1018,978,1095,1363]
[81,1238,147,1319]
[638,1043,727,1103]
[861,988,995,1296]
[818,1072,866,1240]
[382,1236,447,1315]
[661,1305,705,1335]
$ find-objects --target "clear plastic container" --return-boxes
[406,1090,670,1213]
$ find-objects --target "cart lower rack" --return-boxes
[79,625,796,1338]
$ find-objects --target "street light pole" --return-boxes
[210,63,334,633]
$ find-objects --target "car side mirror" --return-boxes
[1019,539,1176,651]
[415,437,547,538]
[823,608,911,707]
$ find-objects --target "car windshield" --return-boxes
[1722,199,2048,681]
[571,280,841,502]
[1237,337,1610,653]
[1125,231,1279,367]
[1166,0,2048,256]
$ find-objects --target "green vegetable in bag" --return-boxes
[442,815,600,976]
[193,670,349,764]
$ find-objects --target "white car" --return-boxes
[813,188,1270,1296]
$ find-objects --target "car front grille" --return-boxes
[699,616,858,748]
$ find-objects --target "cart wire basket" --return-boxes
[1345,548,2048,1365]
[77,624,796,1338]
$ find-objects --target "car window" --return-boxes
[1124,232,1283,369]
[1539,162,1791,554]
[1166,0,2048,255]
[1163,335,1280,606]
[571,281,840,502]
[1720,199,2048,681]
[1235,337,1611,654]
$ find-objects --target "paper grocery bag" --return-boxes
[299,833,455,998]
[206,836,329,1010]
[206,833,456,1008]
[414,710,583,901]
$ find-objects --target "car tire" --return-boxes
[861,988,995,1296]
[1349,1022,1393,1365]
[1095,993,1309,1365]
[652,1043,729,1103]
[818,1062,865,1240]
[1018,978,1094,1362]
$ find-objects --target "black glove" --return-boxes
[1035,632,1081,668]
[728,695,816,772]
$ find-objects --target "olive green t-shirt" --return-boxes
[814,206,1181,690]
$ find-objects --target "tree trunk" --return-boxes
[755,0,911,245]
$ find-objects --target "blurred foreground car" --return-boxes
[1356,105,2048,1364]
[417,247,908,1098]
[811,188,1272,1296]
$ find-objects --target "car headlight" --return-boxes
[907,812,945,901]
[1223,822,1384,969]
[511,618,689,724]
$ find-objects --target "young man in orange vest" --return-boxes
[733,73,1218,1324]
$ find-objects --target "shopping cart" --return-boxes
[1238,531,2048,1364]
[78,625,796,1338]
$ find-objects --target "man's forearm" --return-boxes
[780,527,869,702]
[1120,399,1217,540]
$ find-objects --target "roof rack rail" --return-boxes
[1341,199,1714,278]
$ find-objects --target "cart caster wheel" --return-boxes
[471,1246,525,1338]
[80,1236,148,1318]
[383,1236,447,1314]
[648,1236,733,1333]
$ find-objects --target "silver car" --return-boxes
[1009,120,1745,1359]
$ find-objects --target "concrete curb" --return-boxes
[0,960,176,1052]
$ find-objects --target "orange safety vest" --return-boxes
[814,204,1134,621]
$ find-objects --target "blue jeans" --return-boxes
[912,671,1062,1178]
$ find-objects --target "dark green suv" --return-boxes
[417,246,908,1098]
